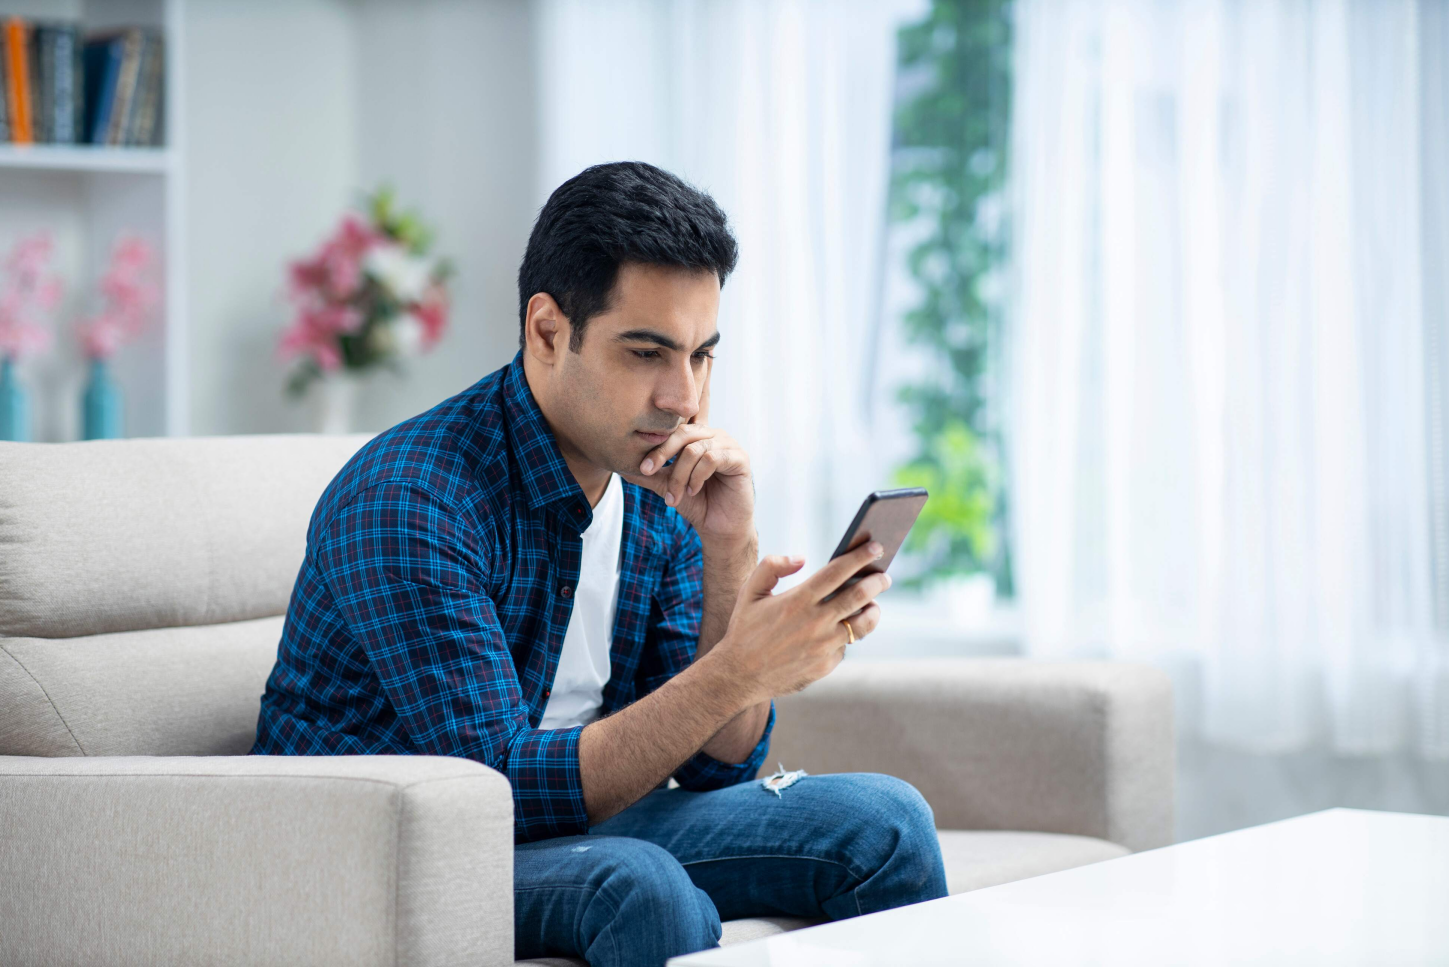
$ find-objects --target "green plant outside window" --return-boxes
[888,0,1013,595]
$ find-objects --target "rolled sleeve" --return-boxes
[673,700,775,790]
[316,481,588,842]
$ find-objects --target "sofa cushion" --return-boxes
[0,434,371,639]
[0,615,282,757]
[937,828,1129,894]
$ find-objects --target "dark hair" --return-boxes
[518,161,739,350]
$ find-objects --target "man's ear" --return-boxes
[523,292,572,365]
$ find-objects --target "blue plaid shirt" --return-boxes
[252,351,774,842]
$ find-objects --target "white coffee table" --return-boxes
[670,808,1449,966]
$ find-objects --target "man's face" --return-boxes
[549,262,721,476]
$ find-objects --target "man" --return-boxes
[253,161,947,966]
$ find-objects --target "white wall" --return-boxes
[183,0,537,436]
[352,0,538,431]
[183,0,359,435]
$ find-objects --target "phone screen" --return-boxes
[822,488,928,600]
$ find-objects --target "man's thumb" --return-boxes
[744,554,806,598]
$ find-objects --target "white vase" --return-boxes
[315,370,364,434]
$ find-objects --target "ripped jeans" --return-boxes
[513,772,949,967]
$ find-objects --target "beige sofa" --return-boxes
[0,434,1175,967]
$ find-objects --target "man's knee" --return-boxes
[822,773,937,846]
[833,774,946,891]
[585,838,721,952]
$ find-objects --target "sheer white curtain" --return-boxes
[536,0,917,566]
[1012,0,1449,758]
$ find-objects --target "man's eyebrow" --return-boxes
[615,328,681,351]
[615,329,722,353]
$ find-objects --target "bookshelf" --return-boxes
[0,0,185,440]
[0,144,174,173]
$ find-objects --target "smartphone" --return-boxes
[821,487,929,602]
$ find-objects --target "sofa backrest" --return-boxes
[0,434,372,758]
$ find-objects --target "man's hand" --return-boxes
[705,540,890,703]
[576,539,889,825]
[621,376,754,548]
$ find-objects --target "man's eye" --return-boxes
[631,350,661,359]
[693,352,714,361]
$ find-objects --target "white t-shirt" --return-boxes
[539,472,625,730]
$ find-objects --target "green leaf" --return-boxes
[886,0,1014,593]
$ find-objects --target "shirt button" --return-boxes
[559,584,573,598]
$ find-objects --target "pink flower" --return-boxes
[0,232,62,360]
[276,303,362,372]
[287,214,380,307]
[414,284,450,349]
[277,319,343,372]
[76,313,127,359]
[74,235,159,360]
[277,197,450,388]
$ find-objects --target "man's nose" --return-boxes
[655,360,699,421]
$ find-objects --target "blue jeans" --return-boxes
[513,772,948,967]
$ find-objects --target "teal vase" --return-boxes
[0,355,30,441]
[82,357,123,440]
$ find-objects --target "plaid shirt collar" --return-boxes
[501,350,593,513]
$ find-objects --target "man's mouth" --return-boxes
[635,430,672,446]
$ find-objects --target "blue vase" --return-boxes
[83,357,123,440]
[0,355,30,441]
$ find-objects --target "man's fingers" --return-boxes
[744,554,805,598]
[828,571,891,621]
[639,424,710,476]
[685,448,721,496]
[665,439,712,505]
[844,601,882,638]
[688,445,749,495]
[804,540,884,601]
[619,470,667,497]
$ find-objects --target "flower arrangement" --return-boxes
[74,235,160,359]
[277,187,453,397]
[0,233,63,362]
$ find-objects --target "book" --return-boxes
[30,23,50,143]
[3,17,32,144]
[83,34,122,144]
[127,31,163,146]
[119,29,159,146]
[48,24,82,144]
[103,28,142,146]
[0,36,9,142]
[0,19,166,148]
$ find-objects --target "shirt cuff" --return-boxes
[672,700,776,792]
[506,724,590,843]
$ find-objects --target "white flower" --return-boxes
[364,243,433,303]
[365,313,426,359]
[392,312,426,357]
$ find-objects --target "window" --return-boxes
[884,0,1015,604]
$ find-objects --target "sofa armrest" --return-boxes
[0,754,514,967]
[767,658,1175,852]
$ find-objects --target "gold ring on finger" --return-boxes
[842,619,856,645]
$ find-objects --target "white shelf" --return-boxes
[0,0,186,441]
[0,144,173,174]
